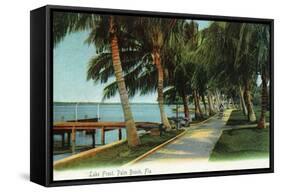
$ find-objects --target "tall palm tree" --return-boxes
[53,12,140,147]
[189,22,261,122]
[228,23,270,124]
[181,22,226,117]
[207,88,215,115]
[162,20,199,120]
[255,25,270,128]
[136,18,182,130]
[164,60,195,119]
[233,23,257,122]
[90,18,187,130]
[239,86,248,115]
[192,63,209,117]
[108,16,140,145]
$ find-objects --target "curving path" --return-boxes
[136,109,233,164]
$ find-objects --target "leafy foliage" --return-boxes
[53,12,270,124]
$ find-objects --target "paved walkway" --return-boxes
[136,109,233,164]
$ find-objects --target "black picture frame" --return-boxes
[30,4,274,187]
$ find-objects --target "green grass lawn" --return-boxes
[55,129,184,171]
[209,127,269,161]
[226,107,270,126]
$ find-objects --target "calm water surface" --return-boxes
[53,103,192,161]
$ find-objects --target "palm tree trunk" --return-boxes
[153,50,171,130]
[239,86,248,116]
[244,80,256,122]
[193,90,203,119]
[109,16,140,147]
[231,97,236,109]
[196,91,204,118]
[258,72,268,128]
[181,92,190,119]
[213,93,218,111]
[193,90,200,120]
[212,94,218,112]
[226,98,229,109]
[239,97,242,110]
[207,91,215,115]
[215,89,221,108]
[201,94,208,115]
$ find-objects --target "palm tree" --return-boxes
[233,23,257,122]
[257,67,269,128]
[53,12,140,147]
[221,23,270,125]
[192,62,211,116]
[164,60,194,119]
[239,86,248,116]
[161,20,205,121]
[189,22,262,122]
[207,88,216,115]
[229,23,270,125]
[174,63,193,119]
[181,22,226,117]
[108,16,140,145]
[136,18,182,130]
[255,25,270,128]
[90,18,188,130]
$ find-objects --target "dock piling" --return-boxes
[92,130,96,148]
[61,133,65,148]
[101,126,105,145]
[53,122,161,149]
[118,128,122,140]
[67,132,71,147]
[71,127,76,154]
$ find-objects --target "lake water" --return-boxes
[54,102,185,122]
[53,103,191,161]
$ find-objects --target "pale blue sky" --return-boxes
[53,20,210,103]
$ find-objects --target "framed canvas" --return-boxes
[30,5,274,187]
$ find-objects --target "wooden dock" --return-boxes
[53,121,160,154]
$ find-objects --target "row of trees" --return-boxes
[53,13,270,147]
